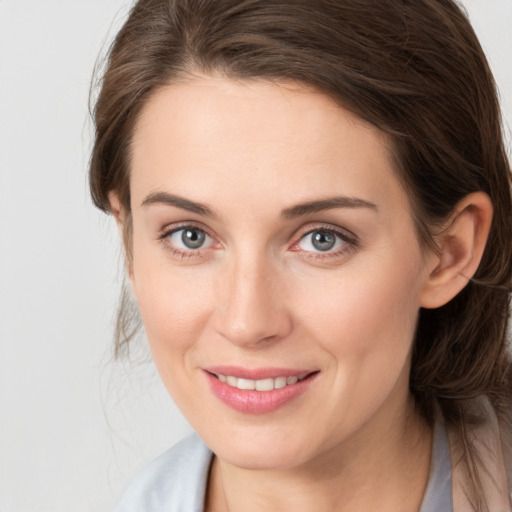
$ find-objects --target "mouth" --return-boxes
[207,372,314,391]
[204,367,320,414]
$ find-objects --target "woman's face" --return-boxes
[126,77,434,470]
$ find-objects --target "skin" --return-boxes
[111,76,493,511]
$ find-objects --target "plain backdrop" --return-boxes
[0,1,511,511]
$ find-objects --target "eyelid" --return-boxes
[157,221,214,240]
[289,223,359,259]
[156,221,358,260]
[293,223,358,245]
[170,227,214,249]
[157,221,220,258]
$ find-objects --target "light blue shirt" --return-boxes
[115,423,452,512]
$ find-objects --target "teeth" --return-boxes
[237,378,255,390]
[216,373,306,391]
[274,377,287,389]
[226,376,238,387]
[255,378,274,391]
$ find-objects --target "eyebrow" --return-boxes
[141,191,377,219]
[281,196,378,218]
[141,192,217,218]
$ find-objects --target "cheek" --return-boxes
[303,262,420,337]
[130,244,215,356]
[131,261,218,413]
[291,261,424,437]
[297,252,424,386]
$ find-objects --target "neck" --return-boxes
[206,398,432,512]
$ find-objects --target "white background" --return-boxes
[0,1,511,511]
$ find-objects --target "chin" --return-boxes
[220,444,309,471]
[204,425,322,471]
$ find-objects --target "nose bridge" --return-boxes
[214,246,291,346]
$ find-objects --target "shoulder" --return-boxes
[420,421,452,512]
[115,432,213,512]
[447,397,512,511]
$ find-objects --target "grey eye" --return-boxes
[299,229,344,253]
[311,231,336,251]
[181,228,206,249]
[168,227,212,250]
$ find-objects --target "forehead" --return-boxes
[129,76,407,218]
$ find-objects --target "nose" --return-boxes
[212,253,293,347]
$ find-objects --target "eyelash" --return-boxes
[157,223,358,261]
[291,225,358,261]
[157,223,216,259]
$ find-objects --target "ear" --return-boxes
[420,192,493,309]
[108,190,125,228]
[108,191,134,282]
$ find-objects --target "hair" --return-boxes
[89,0,512,508]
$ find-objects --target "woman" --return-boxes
[89,0,512,510]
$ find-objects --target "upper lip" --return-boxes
[204,366,318,380]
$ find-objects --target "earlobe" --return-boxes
[420,192,493,309]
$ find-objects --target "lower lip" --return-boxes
[205,371,318,414]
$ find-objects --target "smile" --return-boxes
[204,367,319,414]
[214,374,306,391]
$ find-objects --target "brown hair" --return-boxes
[89,0,512,508]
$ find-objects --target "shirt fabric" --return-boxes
[115,422,452,512]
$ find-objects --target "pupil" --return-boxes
[312,231,335,251]
[182,229,205,249]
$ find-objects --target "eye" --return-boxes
[298,228,350,253]
[167,226,213,251]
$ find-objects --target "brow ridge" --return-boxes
[141,191,217,218]
[281,196,378,218]
[141,192,376,219]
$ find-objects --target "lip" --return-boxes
[205,365,314,381]
[204,366,319,414]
